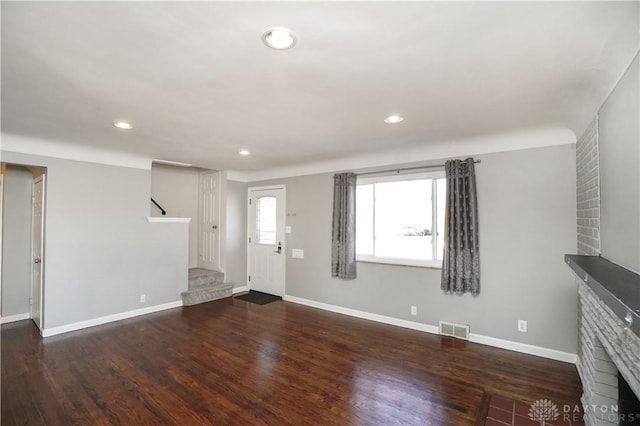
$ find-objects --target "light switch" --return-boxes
[285,226,292,234]
[291,249,304,259]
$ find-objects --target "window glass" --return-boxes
[356,184,374,256]
[373,180,432,260]
[256,196,276,245]
[355,173,446,267]
[436,178,446,260]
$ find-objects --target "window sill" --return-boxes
[356,256,442,270]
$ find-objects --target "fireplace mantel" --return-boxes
[565,255,640,336]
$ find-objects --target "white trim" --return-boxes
[1,133,152,170]
[147,217,191,223]
[40,300,183,337]
[31,174,46,331]
[247,184,287,192]
[1,313,31,324]
[232,286,249,294]
[468,333,577,364]
[227,126,576,182]
[0,171,3,328]
[283,295,440,334]
[152,159,192,167]
[218,172,229,280]
[356,256,442,269]
[283,295,577,364]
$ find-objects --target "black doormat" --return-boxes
[235,291,281,305]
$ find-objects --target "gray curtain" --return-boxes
[331,173,357,280]
[441,158,480,295]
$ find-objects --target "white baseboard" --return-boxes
[468,333,577,364]
[41,300,183,338]
[1,312,31,324]
[232,286,249,295]
[283,295,440,334]
[283,295,577,364]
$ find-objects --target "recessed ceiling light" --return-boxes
[384,115,404,124]
[262,27,296,50]
[239,149,251,156]
[113,121,133,130]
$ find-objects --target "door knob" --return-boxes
[212,225,218,230]
[274,242,282,254]
[34,258,41,264]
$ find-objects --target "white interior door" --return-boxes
[248,186,285,296]
[198,171,220,270]
[31,175,45,330]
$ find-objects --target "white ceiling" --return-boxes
[2,1,638,172]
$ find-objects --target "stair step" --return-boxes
[188,268,225,290]
[181,282,233,306]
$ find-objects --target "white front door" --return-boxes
[31,175,45,330]
[248,186,285,296]
[198,171,220,270]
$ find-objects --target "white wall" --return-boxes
[150,164,199,268]
[1,165,33,318]
[0,150,189,331]
[599,53,640,273]
[248,144,578,355]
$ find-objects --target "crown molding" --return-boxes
[1,125,577,179]
[227,125,576,182]
[0,133,152,170]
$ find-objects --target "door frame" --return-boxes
[0,164,4,315]
[246,185,286,294]
[197,170,221,270]
[31,174,46,330]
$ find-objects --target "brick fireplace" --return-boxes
[568,256,640,426]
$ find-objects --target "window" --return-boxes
[255,196,277,245]
[356,172,446,268]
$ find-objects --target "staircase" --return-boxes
[181,268,233,306]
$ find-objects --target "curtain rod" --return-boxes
[356,159,481,177]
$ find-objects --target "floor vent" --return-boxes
[439,321,470,340]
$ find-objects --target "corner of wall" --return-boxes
[575,116,601,255]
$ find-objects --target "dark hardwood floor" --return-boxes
[1,298,582,425]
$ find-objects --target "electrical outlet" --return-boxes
[140,294,146,303]
[518,319,527,332]
[411,306,417,316]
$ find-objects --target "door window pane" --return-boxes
[256,196,276,245]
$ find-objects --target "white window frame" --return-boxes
[356,170,445,269]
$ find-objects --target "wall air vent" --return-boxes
[439,321,470,341]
